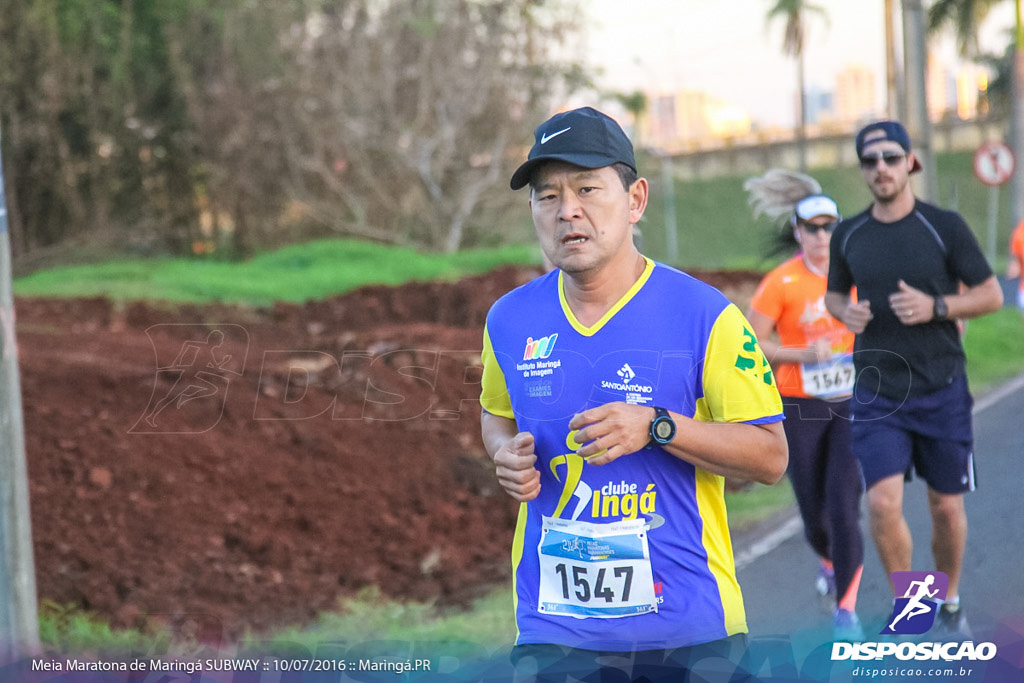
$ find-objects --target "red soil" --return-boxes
[16,265,762,641]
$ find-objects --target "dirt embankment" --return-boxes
[17,266,762,640]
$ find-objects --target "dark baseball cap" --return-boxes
[509,107,637,190]
[855,120,922,173]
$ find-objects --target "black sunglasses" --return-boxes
[798,220,839,234]
[859,151,906,169]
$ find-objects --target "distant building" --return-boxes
[955,64,989,119]
[927,52,955,120]
[804,87,835,126]
[834,64,878,125]
[638,91,751,150]
[919,52,990,121]
[707,103,752,139]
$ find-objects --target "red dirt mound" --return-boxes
[16,265,762,641]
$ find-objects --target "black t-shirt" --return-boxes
[827,200,993,399]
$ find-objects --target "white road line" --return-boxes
[735,515,804,570]
[973,373,1024,414]
[734,373,1024,570]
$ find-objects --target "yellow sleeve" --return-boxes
[696,303,784,423]
[479,325,514,419]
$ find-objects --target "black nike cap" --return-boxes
[509,107,637,190]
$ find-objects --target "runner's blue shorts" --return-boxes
[851,374,975,494]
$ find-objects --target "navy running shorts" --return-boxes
[850,374,976,494]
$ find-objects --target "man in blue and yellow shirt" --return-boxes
[480,107,788,681]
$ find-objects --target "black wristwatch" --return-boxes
[933,295,948,321]
[646,407,676,449]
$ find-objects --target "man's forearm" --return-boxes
[480,410,518,459]
[945,276,1003,320]
[663,419,788,485]
[824,291,850,323]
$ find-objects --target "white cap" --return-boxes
[794,195,839,221]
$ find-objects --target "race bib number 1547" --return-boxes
[537,516,657,619]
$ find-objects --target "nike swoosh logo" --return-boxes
[541,127,571,144]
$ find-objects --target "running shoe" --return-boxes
[833,608,865,642]
[815,564,836,611]
[935,603,973,641]
[815,565,835,597]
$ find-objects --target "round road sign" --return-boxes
[973,141,1016,187]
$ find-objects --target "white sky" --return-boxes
[581,0,1018,128]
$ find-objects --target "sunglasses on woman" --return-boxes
[859,151,906,170]
[798,220,839,234]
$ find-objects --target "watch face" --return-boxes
[654,419,674,441]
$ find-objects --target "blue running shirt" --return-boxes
[480,259,784,651]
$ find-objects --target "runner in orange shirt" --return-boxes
[744,170,865,641]
[1008,220,1024,318]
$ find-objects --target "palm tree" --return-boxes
[977,32,1016,115]
[928,0,1005,57]
[765,0,827,171]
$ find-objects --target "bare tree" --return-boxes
[1,0,584,260]
[274,0,583,252]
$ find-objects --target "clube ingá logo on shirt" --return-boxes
[881,571,948,635]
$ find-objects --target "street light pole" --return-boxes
[902,0,938,202]
[1011,0,1024,228]
[660,152,679,265]
[0,125,40,665]
[885,0,903,119]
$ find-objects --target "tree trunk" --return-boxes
[797,51,808,171]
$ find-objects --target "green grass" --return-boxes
[963,306,1024,393]
[13,239,544,306]
[37,601,157,656]
[725,479,796,531]
[37,590,521,658]
[268,587,518,653]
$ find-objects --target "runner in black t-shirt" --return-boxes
[825,120,1003,640]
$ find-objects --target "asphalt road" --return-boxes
[735,374,1024,680]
